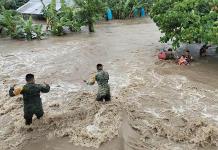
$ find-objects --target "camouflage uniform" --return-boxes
[9,83,50,125]
[88,70,111,101]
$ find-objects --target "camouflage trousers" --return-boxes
[24,104,44,125]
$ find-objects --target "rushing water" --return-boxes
[0,18,218,150]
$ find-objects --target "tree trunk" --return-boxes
[88,22,94,32]
[0,27,3,34]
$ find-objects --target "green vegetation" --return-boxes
[103,0,133,19]
[150,0,218,48]
[0,0,149,39]
[0,9,45,40]
[0,0,29,10]
[0,0,216,54]
[43,0,151,34]
[44,0,84,36]
[44,0,107,34]
[103,0,149,19]
[0,0,44,40]
[74,0,106,32]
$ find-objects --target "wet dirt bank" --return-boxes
[0,18,218,150]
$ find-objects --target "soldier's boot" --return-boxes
[105,94,111,101]
[25,118,32,126]
[96,94,104,102]
[35,109,44,120]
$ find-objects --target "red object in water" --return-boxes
[158,52,166,60]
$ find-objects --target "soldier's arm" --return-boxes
[40,84,50,93]
[9,86,23,97]
[86,74,96,85]
[106,72,109,80]
[9,86,15,97]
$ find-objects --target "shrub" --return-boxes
[0,9,45,40]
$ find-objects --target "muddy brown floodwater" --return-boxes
[0,18,218,150]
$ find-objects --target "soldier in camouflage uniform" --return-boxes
[84,64,111,102]
[9,74,50,125]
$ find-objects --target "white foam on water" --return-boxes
[171,147,184,150]
[86,125,101,136]
[167,75,188,90]
[133,76,144,82]
[144,108,161,118]
[201,113,218,123]
[182,89,205,105]
[172,106,186,114]
[142,120,152,127]
[149,70,163,87]
[41,82,82,102]
[170,88,207,115]
[52,82,81,93]
[176,84,183,90]
[0,43,81,81]
[109,73,131,95]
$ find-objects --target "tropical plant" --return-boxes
[0,0,17,10]
[0,9,45,40]
[74,0,106,32]
[150,0,218,49]
[0,9,19,38]
[0,0,29,10]
[129,0,150,17]
[59,4,84,32]
[103,0,149,19]
[43,0,66,35]
[33,24,45,40]
[19,16,45,40]
[43,0,56,31]
[43,0,84,35]
[102,0,132,19]
[15,0,29,8]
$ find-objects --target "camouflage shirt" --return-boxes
[88,70,110,96]
[9,83,50,112]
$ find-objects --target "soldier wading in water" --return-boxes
[84,64,111,102]
[9,74,50,126]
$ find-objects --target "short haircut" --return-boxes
[26,74,34,82]
[168,48,173,51]
[97,64,103,70]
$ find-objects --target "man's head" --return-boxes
[97,64,103,71]
[185,49,190,56]
[168,48,173,52]
[25,74,35,83]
